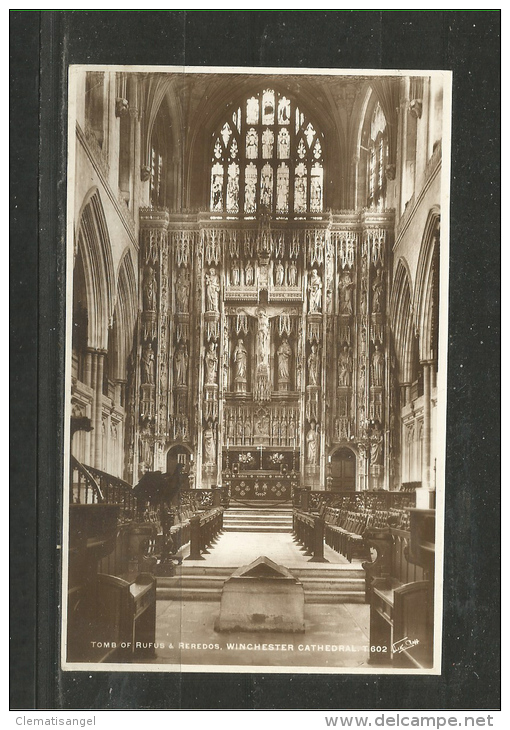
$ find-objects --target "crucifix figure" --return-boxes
[255,308,271,401]
[256,308,270,367]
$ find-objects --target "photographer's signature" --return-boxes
[392,637,420,654]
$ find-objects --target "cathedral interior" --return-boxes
[66,68,445,670]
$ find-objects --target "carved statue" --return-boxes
[203,421,216,464]
[289,416,296,443]
[175,269,190,313]
[139,437,152,467]
[307,344,320,386]
[277,338,292,383]
[371,345,384,386]
[204,341,218,385]
[338,417,350,440]
[288,259,297,287]
[370,425,383,465]
[308,268,323,312]
[231,261,240,286]
[271,415,279,443]
[227,412,235,441]
[245,260,254,286]
[143,268,157,312]
[256,309,270,365]
[360,282,368,316]
[372,268,384,313]
[275,260,285,286]
[222,347,229,389]
[159,359,167,393]
[141,345,155,384]
[339,271,354,315]
[174,342,188,386]
[254,410,269,437]
[205,268,220,312]
[338,345,353,387]
[233,339,248,383]
[306,422,319,465]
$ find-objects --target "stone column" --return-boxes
[138,209,169,479]
[87,349,106,469]
[83,350,93,389]
[93,351,105,469]
[87,349,98,466]
[417,361,434,508]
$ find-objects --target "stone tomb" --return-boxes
[214,555,305,633]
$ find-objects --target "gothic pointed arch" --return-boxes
[206,86,326,218]
[139,75,174,173]
[371,77,400,170]
[415,209,441,365]
[355,86,391,210]
[391,258,415,384]
[75,188,116,350]
[350,81,375,209]
[109,249,138,383]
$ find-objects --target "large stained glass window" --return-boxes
[210,89,324,217]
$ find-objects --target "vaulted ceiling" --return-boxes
[136,71,401,211]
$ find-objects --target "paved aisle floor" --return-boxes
[181,529,363,570]
[151,600,370,669]
[148,529,371,670]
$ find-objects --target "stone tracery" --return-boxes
[70,71,443,501]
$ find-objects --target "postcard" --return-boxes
[62,64,450,674]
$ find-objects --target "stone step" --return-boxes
[223,518,293,525]
[291,568,364,579]
[223,514,292,521]
[159,575,227,589]
[223,508,293,533]
[158,571,364,584]
[305,591,365,604]
[224,509,292,514]
[157,575,364,592]
[224,510,293,516]
[223,523,292,528]
[224,526,292,533]
[156,586,365,604]
[227,501,293,509]
[156,568,365,603]
[170,565,364,578]
[225,506,293,511]
[157,586,222,601]
[223,521,293,527]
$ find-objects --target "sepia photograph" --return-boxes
[62,65,451,674]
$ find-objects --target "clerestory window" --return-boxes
[367,101,388,210]
[210,89,324,218]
